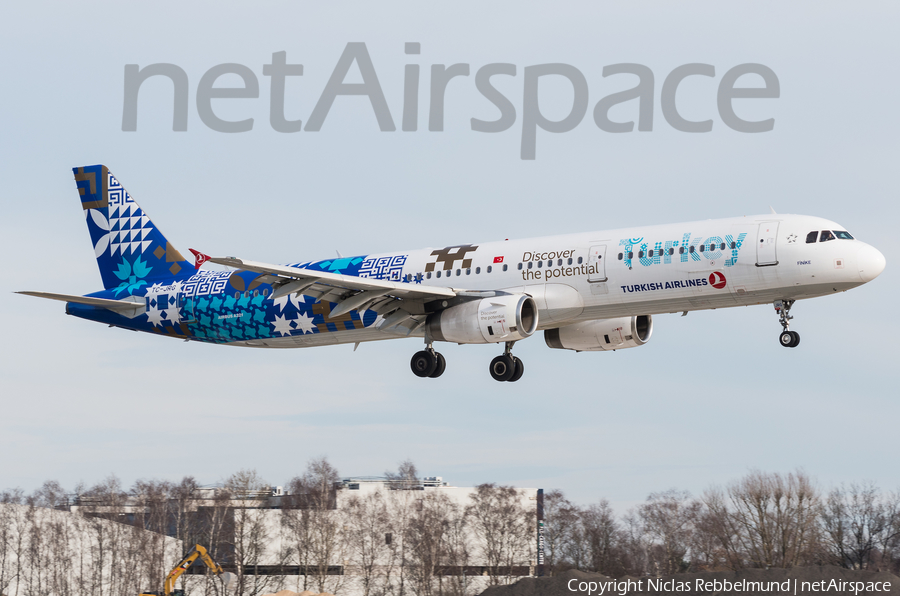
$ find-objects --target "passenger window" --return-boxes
[557,259,562,266]
[487,265,492,273]
[518,263,523,270]
[648,250,654,257]
[475,267,480,274]
[466,268,471,275]
[689,246,695,254]
[528,262,533,269]
[502,264,508,271]
[627,251,634,259]
[638,251,644,258]
[436,271,441,278]
[537,260,543,268]
[720,242,726,250]
[235,292,240,299]
[577,257,583,264]
[426,272,432,279]
[820,230,835,242]
[456,269,461,276]
[699,246,705,253]
[567,258,573,265]
[730,242,736,249]
[618,253,623,260]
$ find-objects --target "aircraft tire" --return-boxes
[779,331,794,347]
[489,355,515,382]
[429,352,446,378]
[789,331,800,348]
[508,357,525,382]
[411,350,437,377]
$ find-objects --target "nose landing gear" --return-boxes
[774,300,800,348]
[489,342,525,382]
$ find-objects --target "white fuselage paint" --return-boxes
[241,214,885,348]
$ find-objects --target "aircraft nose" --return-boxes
[857,243,886,283]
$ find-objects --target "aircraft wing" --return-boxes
[208,256,459,329]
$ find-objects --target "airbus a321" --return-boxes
[19,165,886,382]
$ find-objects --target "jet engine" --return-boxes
[426,294,538,344]
[544,315,652,351]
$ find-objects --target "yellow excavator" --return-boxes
[140,544,235,596]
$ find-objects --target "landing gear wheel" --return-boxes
[429,352,446,378]
[410,350,437,377]
[779,331,794,348]
[508,357,525,382]
[489,354,516,382]
[789,331,800,348]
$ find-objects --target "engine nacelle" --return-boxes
[427,294,538,344]
[544,315,653,352]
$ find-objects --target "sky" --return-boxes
[1,1,897,511]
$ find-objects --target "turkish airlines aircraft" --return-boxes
[20,165,886,382]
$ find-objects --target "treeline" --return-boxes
[543,470,900,577]
[0,459,536,596]
[1,464,898,596]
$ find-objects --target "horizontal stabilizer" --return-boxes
[17,291,144,315]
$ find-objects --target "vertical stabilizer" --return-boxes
[74,165,192,292]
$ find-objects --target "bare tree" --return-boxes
[541,490,578,575]
[821,482,900,571]
[385,460,420,490]
[466,484,532,586]
[638,489,700,575]
[725,470,820,568]
[344,490,395,596]
[581,500,623,576]
[284,457,343,595]
[225,469,278,596]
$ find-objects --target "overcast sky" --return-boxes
[1,1,897,509]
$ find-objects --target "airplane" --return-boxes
[19,165,886,382]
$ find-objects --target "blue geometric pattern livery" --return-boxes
[359,255,407,281]
[74,165,193,290]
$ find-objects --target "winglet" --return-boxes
[189,248,211,270]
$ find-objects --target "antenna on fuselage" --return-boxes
[769,206,777,214]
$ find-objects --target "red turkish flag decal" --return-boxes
[189,248,211,270]
[493,256,504,263]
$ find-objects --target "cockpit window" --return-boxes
[835,230,854,240]
[820,230,836,242]
[806,231,818,244]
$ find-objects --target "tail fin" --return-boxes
[74,165,192,291]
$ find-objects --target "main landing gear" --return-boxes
[774,299,800,348]
[409,341,525,381]
[489,341,525,382]
[410,345,446,378]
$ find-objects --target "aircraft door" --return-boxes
[756,222,779,266]
[588,245,608,282]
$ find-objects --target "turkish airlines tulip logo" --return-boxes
[709,271,727,289]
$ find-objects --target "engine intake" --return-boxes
[544,315,652,351]
[427,294,538,344]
